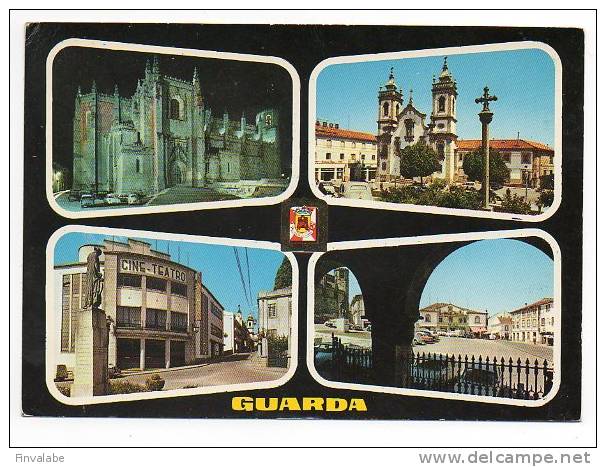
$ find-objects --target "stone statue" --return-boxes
[83,247,103,310]
[72,246,109,397]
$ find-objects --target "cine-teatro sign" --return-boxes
[119,257,188,283]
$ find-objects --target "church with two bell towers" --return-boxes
[376,57,459,183]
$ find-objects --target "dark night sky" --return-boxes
[52,46,293,174]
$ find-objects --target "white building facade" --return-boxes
[314,121,377,183]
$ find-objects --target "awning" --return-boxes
[469,327,487,333]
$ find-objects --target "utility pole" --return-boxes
[475,86,498,210]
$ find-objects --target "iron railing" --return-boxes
[320,336,554,400]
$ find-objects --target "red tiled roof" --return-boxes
[457,139,554,153]
[315,124,376,143]
[511,298,554,314]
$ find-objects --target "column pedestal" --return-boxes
[72,307,109,397]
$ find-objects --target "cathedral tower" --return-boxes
[429,56,458,182]
[377,68,403,180]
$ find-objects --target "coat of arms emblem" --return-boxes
[289,206,318,242]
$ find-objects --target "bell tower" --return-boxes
[377,67,403,180]
[429,56,458,182]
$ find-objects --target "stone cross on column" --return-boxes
[475,86,498,210]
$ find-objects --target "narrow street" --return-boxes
[116,353,288,391]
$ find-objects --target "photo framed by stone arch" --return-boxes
[307,228,562,407]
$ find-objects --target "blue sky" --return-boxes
[419,239,554,317]
[316,48,555,146]
[54,233,286,322]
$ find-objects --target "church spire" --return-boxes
[408,89,414,105]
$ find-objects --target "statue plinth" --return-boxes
[72,306,109,397]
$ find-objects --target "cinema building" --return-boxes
[54,238,210,372]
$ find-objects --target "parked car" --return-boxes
[462,181,481,191]
[409,359,455,387]
[318,182,339,197]
[452,363,509,396]
[80,194,101,208]
[324,321,336,328]
[340,181,373,200]
[412,333,426,346]
[419,334,436,344]
[105,193,121,205]
[419,330,440,342]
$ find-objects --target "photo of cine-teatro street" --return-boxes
[314,48,557,216]
[313,236,557,401]
[51,233,294,398]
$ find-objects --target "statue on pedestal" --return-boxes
[72,246,109,397]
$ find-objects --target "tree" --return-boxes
[399,142,441,184]
[540,174,554,190]
[273,257,292,290]
[462,148,509,188]
[537,190,555,212]
[498,188,532,214]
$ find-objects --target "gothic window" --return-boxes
[438,96,446,112]
[383,102,389,117]
[475,316,481,324]
[135,158,141,173]
[395,104,400,116]
[381,162,386,170]
[170,95,185,120]
[425,314,431,322]
[265,114,272,127]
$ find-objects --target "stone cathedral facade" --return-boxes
[376,57,459,183]
[72,56,281,195]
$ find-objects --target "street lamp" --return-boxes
[522,165,531,202]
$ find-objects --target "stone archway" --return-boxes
[314,237,554,388]
[168,159,186,186]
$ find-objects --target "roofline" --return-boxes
[201,283,225,311]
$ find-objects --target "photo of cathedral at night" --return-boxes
[50,44,293,211]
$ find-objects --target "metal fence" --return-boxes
[402,351,554,400]
[322,336,554,400]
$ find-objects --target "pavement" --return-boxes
[53,185,240,212]
[146,185,239,206]
[314,324,372,348]
[314,326,553,365]
[114,352,288,391]
[413,336,554,364]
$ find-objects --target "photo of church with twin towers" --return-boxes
[313,46,558,217]
[51,46,292,211]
